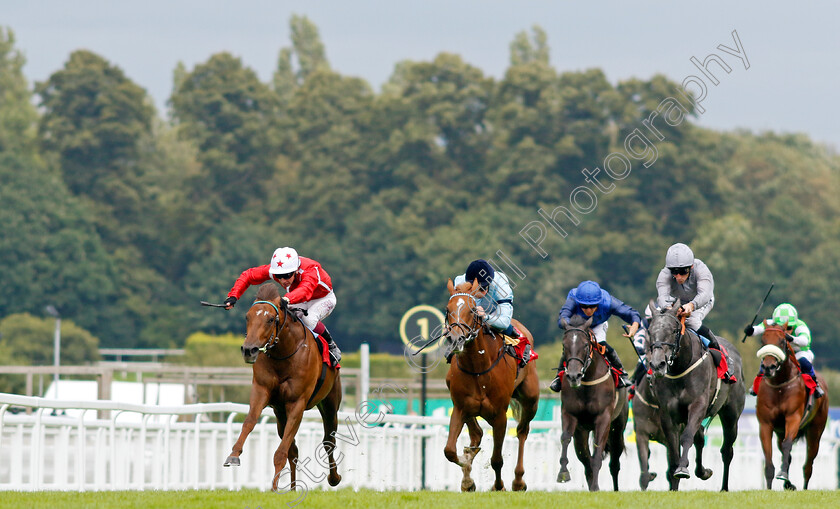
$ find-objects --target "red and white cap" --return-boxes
[269,247,300,275]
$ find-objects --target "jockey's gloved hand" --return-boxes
[743,325,754,336]
[281,296,290,306]
[223,296,237,309]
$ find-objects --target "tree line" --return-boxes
[1,19,839,369]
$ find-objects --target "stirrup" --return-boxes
[549,376,562,393]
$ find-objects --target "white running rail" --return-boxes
[1,393,838,492]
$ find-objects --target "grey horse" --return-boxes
[632,372,713,490]
[645,299,745,491]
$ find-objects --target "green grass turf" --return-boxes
[3,489,839,509]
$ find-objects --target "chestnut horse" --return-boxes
[756,323,828,490]
[443,279,540,491]
[556,316,628,491]
[223,284,342,491]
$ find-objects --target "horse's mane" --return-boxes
[254,283,281,301]
[567,314,589,328]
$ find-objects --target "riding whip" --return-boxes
[622,324,645,363]
[200,301,227,308]
[741,282,774,343]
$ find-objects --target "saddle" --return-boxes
[313,333,340,369]
[502,327,538,367]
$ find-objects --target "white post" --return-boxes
[360,343,370,406]
[53,317,61,400]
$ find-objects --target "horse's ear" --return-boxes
[560,317,569,329]
[670,298,682,315]
[447,278,455,295]
[649,299,658,316]
[583,317,593,329]
[470,278,480,294]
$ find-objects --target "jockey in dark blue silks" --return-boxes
[549,280,641,392]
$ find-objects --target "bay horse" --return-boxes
[443,279,540,491]
[756,322,828,490]
[645,299,745,491]
[223,283,342,491]
[556,316,628,491]
[632,373,713,490]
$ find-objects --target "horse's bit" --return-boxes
[648,313,684,367]
[445,292,482,346]
[563,326,593,375]
[251,300,305,360]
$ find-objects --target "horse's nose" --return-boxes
[653,360,666,373]
[241,346,259,363]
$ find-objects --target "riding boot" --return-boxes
[630,360,647,396]
[549,359,565,393]
[750,365,765,396]
[799,358,824,398]
[603,343,632,388]
[701,327,736,384]
[320,328,341,365]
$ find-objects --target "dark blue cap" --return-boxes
[465,260,494,289]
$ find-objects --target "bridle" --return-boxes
[445,291,506,376]
[445,292,482,347]
[647,313,685,368]
[250,300,305,361]
[563,326,594,375]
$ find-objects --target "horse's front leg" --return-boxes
[674,398,707,479]
[444,405,476,491]
[225,384,270,467]
[693,428,713,480]
[759,420,775,489]
[776,412,802,488]
[657,412,682,491]
[271,398,307,492]
[489,413,508,491]
[557,411,578,483]
[586,410,612,492]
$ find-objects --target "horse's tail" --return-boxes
[510,399,522,422]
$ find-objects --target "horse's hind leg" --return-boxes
[271,399,307,492]
[636,433,654,490]
[718,405,741,492]
[225,384,270,467]
[317,382,343,487]
[512,387,538,491]
[489,413,508,491]
[608,409,628,492]
[803,416,826,489]
[776,413,800,490]
[693,429,713,480]
[573,428,594,489]
[759,421,776,489]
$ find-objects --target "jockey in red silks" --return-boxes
[224,247,340,363]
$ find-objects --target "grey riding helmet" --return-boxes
[665,243,694,268]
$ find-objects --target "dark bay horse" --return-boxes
[443,279,540,492]
[224,284,342,491]
[632,373,713,490]
[645,299,745,491]
[756,323,828,490]
[556,317,628,491]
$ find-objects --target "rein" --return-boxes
[251,300,306,361]
[447,291,508,376]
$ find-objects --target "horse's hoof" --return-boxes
[223,456,240,467]
[461,479,476,492]
[775,470,789,482]
[512,480,527,492]
[328,473,341,486]
[784,480,797,491]
[649,472,658,482]
[696,468,713,480]
[674,467,690,479]
[557,470,571,483]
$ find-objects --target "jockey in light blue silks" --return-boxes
[744,303,824,398]
[453,259,515,336]
[549,280,641,392]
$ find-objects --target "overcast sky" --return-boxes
[5,1,839,149]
